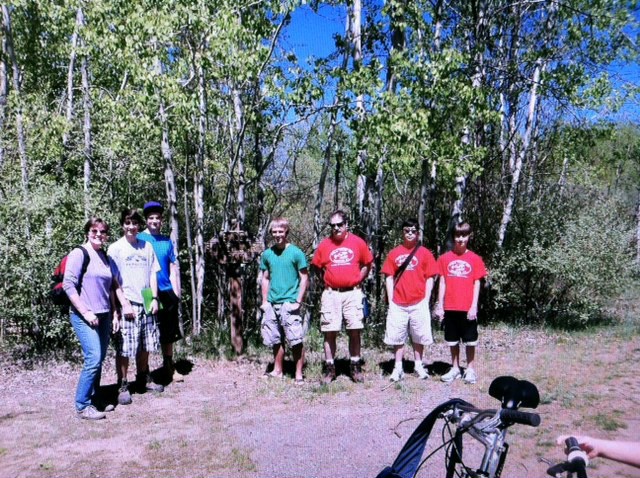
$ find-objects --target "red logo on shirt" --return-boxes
[329,247,355,265]
[447,260,471,278]
[395,254,419,271]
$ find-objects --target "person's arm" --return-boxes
[109,289,120,333]
[358,263,372,285]
[385,275,394,304]
[260,269,271,311]
[425,277,434,302]
[557,435,640,468]
[296,269,309,305]
[112,277,134,319]
[434,276,445,320]
[467,279,481,321]
[149,270,159,315]
[63,249,99,327]
[169,261,181,298]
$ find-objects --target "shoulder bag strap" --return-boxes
[393,243,421,286]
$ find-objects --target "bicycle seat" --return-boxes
[489,376,540,409]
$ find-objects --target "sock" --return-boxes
[350,356,360,363]
[326,359,334,365]
[394,361,403,370]
[414,361,424,370]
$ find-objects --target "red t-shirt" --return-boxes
[437,250,487,311]
[382,245,437,306]
[312,233,373,288]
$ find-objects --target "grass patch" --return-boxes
[591,411,628,431]
[225,447,257,472]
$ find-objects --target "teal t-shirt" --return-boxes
[260,244,308,304]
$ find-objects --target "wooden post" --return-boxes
[228,263,244,355]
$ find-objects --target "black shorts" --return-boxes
[443,311,478,345]
[157,289,183,344]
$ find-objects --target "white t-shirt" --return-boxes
[108,237,160,304]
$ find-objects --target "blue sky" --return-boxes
[281,3,638,124]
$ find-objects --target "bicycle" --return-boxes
[377,375,542,478]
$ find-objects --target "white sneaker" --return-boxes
[390,367,405,382]
[463,368,477,384]
[441,367,461,383]
[415,365,429,380]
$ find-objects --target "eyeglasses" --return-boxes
[123,220,139,226]
[90,229,108,236]
[403,228,418,234]
[330,221,345,229]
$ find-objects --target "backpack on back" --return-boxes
[50,247,90,306]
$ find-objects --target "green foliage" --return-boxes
[490,195,636,327]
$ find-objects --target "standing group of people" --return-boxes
[258,210,486,385]
[63,202,183,420]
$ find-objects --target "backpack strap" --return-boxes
[75,246,91,295]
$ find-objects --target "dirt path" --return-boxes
[1,326,639,478]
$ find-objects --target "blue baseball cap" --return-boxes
[143,201,164,217]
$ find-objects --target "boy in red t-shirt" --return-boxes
[381,219,437,382]
[434,223,486,384]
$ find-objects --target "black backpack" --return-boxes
[50,247,90,306]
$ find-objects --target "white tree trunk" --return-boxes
[81,52,92,218]
[194,58,207,333]
[497,59,544,248]
[2,5,28,206]
[63,7,83,149]
[0,28,7,170]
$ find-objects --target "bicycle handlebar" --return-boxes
[499,408,541,427]
[455,404,541,428]
[546,437,589,478]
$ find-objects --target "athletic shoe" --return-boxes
[76,405,106,420]
[414,365,429,380]
[463,368,477,384]
[350,360,364,383]
[137,373,164,393]
[118,381,132,405]
[389,367,405,382]
[441,367,462,383]
[321,362,336,385]
[92,398,115,412]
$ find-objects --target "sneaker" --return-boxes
[441,367,462,383]
[350,360,364,383]
[92,398,115,412]
[118,381,132,405]
[76,405,106,420]
[321,362,336,385]
[389,367,405,382]
[414,365,429,380]
[463,368,477,384]
[172,370,185,382]
[137,373,164,393]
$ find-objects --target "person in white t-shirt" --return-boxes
[108,208,164,405]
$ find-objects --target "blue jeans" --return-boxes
[70,311,111,411]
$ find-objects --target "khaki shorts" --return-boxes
[320,288,364,332]
[384,299,433,346]
[261,302,306,347]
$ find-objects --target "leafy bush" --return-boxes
[489,195,636,327]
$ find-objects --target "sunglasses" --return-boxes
[403,228,418,234]
[330,221,345,229]
[90,229,109,235]
[123,220,139,226]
